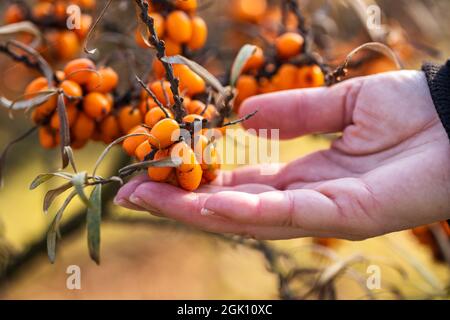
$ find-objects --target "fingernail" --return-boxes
[201,208,215,216]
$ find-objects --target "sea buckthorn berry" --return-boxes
[55,31,80,60]
[25,77,58,117]
[83,92,112,120]
[150,12,165,39]
[59,80,83,100]
[183,114,204,125]
[152,59,165,79]
[175,159,203,191]
[259,77,276,94]
[135,140,153,162]
[235,75,258,109]
[164,37,182,56]
[71,138,89,150]
[232,0,267,23]
[73,112,95,141]
[166,11,193,44]
[139,98,158,115]
[202,105,217,121]
[173,65,206,97]
[176,0,198,11]
[272,64,297,90]
[75,14,92,39]
[145,107,173,128]
[186,100,206,115]
[86,67,119,93]
[50,104,79,130]
[243,46,265,72]
[100,115,121,144]
[118,106,143,133]
[150,81,175,105]
[297,65,325,88]
[135,28,150,48]
[64,58,96,85]
[39,126,57,149]
[148,149,173,182]
[33,2,53,19]
[187,17,208,51]
[122,126,149,156]
[75,0,96,10]
[4,4,25,24]
[194,134,209,162]
[275,32,304,59]
[54,2,67,20]
[149,118,180,149]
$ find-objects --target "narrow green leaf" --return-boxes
[230,44,257,87]
[70,172,90,207]
[30,172,73,190]
[47,190,77,263]
[57,94,71,169]
[43,182,73,214]
[118,157,182,176]
[87,184,102,265]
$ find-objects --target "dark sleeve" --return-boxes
[422,61,450,141]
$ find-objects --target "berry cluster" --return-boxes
[26,58,121,149]
[3,0,94,60]
[234,34,325,111]
[135,0,208,55]
[122,62,222,191]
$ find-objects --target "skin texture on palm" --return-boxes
[114,70,450,240]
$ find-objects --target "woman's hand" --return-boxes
[114,70,450,240]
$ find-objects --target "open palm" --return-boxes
[115,70,450,240]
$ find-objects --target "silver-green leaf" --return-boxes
[87,184,102,265]
[230,44,257,87]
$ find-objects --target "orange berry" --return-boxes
[243,46,265,72]
[86,67,119,93]
[33,2,53,19]
[202,105,217,121]
[55,31,80,60]
[135,140,154,162]
[50,104,79,130]
[232,0,267,23]
[173,142,203,191]
[187,16,208,51]
[118,106,143,133]
[297,65,325,88]
[64,58,96,85]
[152,59,165,79]
[59,80,83,102]
[151,12,165,38]
[175,0,198,11]
[25,77,57,118]
[148,149,174,182]
[150,81,174,105]
[71,138,88,150]
[183,114,204,124]
[4,4,25,24]
[72,112,95,141]
[272,64,298,90]
[75,14,93,39]
[83,92,112,120]
[173,64,206,97]
[139,98,158,115]
[38,126,57,149]
[235,75,258,108]
[186,100,206,114]
[275,32,304,59]
[166,11,192,43]
[100,115,121,144]
[164,37,182,56]
[74,0,96,10]
[149,118,180,149]
[145,107,173,128]
[122,126,149,156]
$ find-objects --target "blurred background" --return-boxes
[0,0,449,299]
